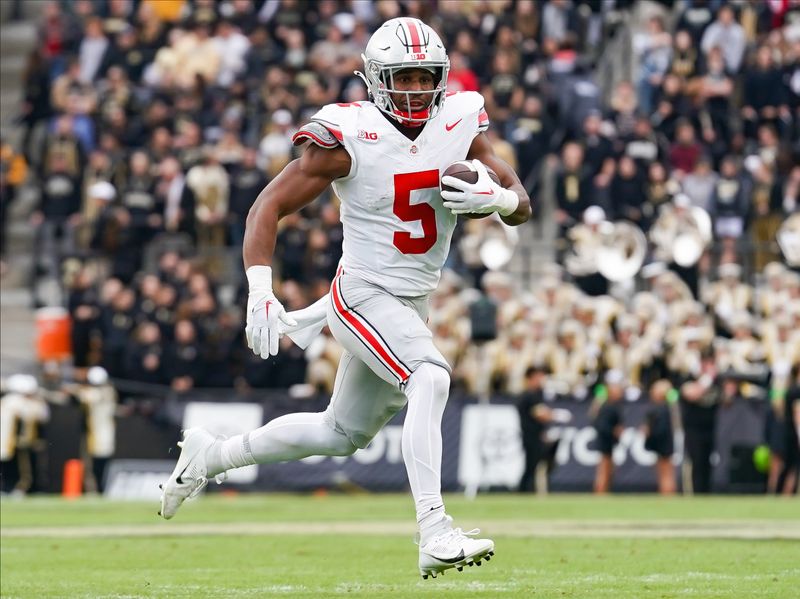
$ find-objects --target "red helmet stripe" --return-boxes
[404,19,423,52]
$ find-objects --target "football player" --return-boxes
[160,17,531,578]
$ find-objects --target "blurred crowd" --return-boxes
[0,0,799,493]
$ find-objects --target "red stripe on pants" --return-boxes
[331,276,410,382]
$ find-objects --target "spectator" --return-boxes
[604,314,654,398]
[580,112,616,189]
[43,114,85,178]
[517,365,566,493]
[186,149,229,273]
[554,141,592,241]
[50,57,97,147]
[100,285,136,376]
[30,151,82,306]
[155,156,195,240]
[669,29,699,82]
[447,50,480,93]
[694,46,734,158]
[682,155,717,212]
[747,158,783,272]
[121,150,162,245]
[610,155,646,228]
[19,49,52,162]
[701,5,746,74]
[38,1,80,70]
[258,108,294,178]
[642,379,677,495]
[541,0,578,55]
[679,349,721,494]
[166,319,204,392]
[101,26,148,83]
[213,20,251,87]
[652,73,692,142]
[742,45,789,140]
[66,367,117,492]
[625,116,661,172]
[709,156,750,257]
[0,375,49,495]
[635,16,672,114]
[200,309,242,388]
[67,266,101,378]
[592,370,625,494]
[126,320,165,385]
[0,140,27,273]
[669,119,703,177]
[643,161,672,229]
[275,212,309,283]
[607,81,639,143]
[78,17,109,84]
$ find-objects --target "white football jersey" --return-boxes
[308,91,490,296]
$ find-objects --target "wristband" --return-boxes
[246,265,273,291]
[496,188,519,217]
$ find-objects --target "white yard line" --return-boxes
[2,520,799,540]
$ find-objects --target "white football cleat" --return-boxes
[159,428,221,520]
[418,521,495,579]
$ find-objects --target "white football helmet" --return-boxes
[357,18,450,126]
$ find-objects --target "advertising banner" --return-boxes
[93,395,771,495]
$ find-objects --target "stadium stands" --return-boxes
[0,0,798,495]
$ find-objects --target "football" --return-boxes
[440,160,501,193]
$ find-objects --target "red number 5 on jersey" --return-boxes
[393,170,440,254]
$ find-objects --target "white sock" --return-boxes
[206,412,356,477]
[401,363,450,543]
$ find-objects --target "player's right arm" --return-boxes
[243,144,351,359]
[243,144,351,268]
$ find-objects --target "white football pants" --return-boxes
[217,272,451,523]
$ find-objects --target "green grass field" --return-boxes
[2,493,798,598]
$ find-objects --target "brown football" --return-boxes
[440,160,500,194]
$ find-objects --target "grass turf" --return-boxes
[1,494,798,598]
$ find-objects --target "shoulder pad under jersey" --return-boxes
[291,102,366,148]
[291,121,341,148]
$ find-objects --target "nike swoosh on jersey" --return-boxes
[433,549,466,564]
[445,118,462,131]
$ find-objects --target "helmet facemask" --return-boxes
[356,18,450,127]
[368,63,449,127]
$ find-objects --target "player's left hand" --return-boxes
[441,159,519,217]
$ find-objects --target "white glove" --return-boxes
[440,159,518,216]
[245,266,297,359]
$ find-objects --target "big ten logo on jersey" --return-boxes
[357,129,379,142]
[408,53,427,61]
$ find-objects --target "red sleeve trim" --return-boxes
[291,130,338,148]
[312,118,344,142]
